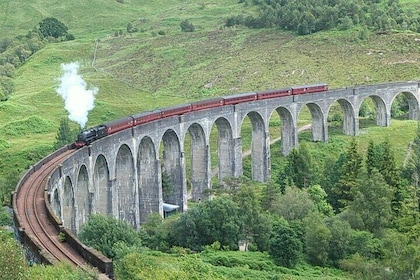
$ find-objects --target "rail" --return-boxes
[12,144,113,279]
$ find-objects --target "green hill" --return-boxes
[0,1,420,278]
[1,0,419,208]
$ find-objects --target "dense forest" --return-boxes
[227,0,420,35]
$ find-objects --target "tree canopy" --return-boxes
[38,17,69,39]
[227,0,420,35]
[54,118,78,150]
[78,214,141,258]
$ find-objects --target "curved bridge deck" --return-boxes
[13,147,112,279]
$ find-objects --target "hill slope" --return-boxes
[0,1,418,189]
[0,0,419,193]
[1,1,420,279]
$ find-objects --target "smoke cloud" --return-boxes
[56,62,98,128]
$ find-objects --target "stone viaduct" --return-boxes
[47,81,420,233]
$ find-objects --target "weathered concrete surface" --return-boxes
[47,81,420,232]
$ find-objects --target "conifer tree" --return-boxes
[281,142,316,189]
[331,138,363,212]
[261,181,282,212]
[322,155,345,209]
[54,118,75,150]
[349,169,393,234]
[161,170,174,201]
[394,184,420,237]
[406,122,420,212]
[365,140,376,176]
[378,138,404,215]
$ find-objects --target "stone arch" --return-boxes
[161,129,185,210]
[76,165,91,233]
[391,91,419,120]
[138,136,161,223]
[115,144,136,228]
[300,103,325,142]
[329,99,357,135]
[187,123,209,201]
[360,95,387,127]
[93,154,111,215]
[272,107,295,155]
[242,111,267,182]
[62,176,75,232]
[214,117,234,179]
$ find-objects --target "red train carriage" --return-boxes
[191,97,225,111]
[105,116,134,135]
[257,87,292,100]
[75,83,329,147]
[291,83,328,95]
[160,104,193,118]
[223,92,257,105]
[309,83,328,93]
[133,110,162,126]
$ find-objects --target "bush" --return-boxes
[65,33,75,40]
[268,218,302,268]
[0,76,14,100]
[0,207,12,226]
[38,17,69,39]
[78,214,141,258]
[180,20,195,32]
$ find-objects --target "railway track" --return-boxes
[13,146,114,280]
[16,149,86,265]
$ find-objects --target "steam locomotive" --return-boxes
[75,83,328,147]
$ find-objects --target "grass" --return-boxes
[0,0,246,38]
[1,1,419,278]
[0,0,418,195]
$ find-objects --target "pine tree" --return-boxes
[281,142,316,189]
[365,140,376,176]
[261,181,282,212]
[331,138,363,212]
[407,122,420,213]
[378,138,404,215]
[350,169,393,234]
[54,118,74,150]
[398,122,420,234]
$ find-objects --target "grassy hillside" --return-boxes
[0,0,419,197]
[0,0,251,38]
[1,1,420,279]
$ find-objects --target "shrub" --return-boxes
[268,218,302,268]
[78,214,141,258]
[38,17,69,39]
[180,20,195,32]
[0,208,12,226]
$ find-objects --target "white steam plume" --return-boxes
[56,62,98,128]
